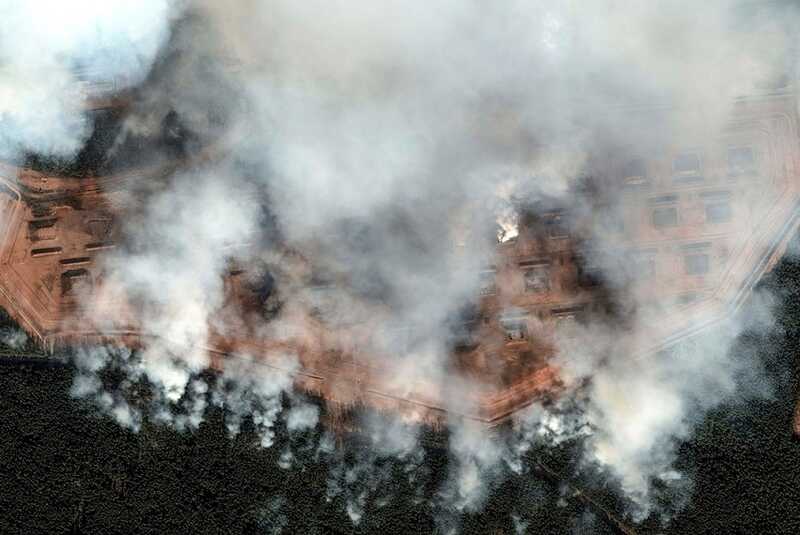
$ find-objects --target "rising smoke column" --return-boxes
[3,0,798,528]
[0,0,182,160]
[191,0,790,519]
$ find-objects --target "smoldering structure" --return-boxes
[1,72,799,431]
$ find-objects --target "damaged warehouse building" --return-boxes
[1,68,799,433]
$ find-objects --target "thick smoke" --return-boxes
[4,0,799,529]
[0,0,182,160]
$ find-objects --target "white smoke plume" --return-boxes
[0,0,183,160]
[0,326,28,350]
[70,345,143,431]
[320,414,425,526]
[211,355,298,447]
[3,0,799,530]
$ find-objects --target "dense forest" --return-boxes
[2,249,800,534]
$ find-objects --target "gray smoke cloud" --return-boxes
[4,0,799,529]
[0,0,183,160]
[0,326,28,350]
[70,345,143,431]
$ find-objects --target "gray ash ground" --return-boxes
[2,247,800,534]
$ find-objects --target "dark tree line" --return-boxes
[2,248,800,534]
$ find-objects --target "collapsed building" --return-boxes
[1,72,800,431]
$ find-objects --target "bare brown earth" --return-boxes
[1,92,799,428]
